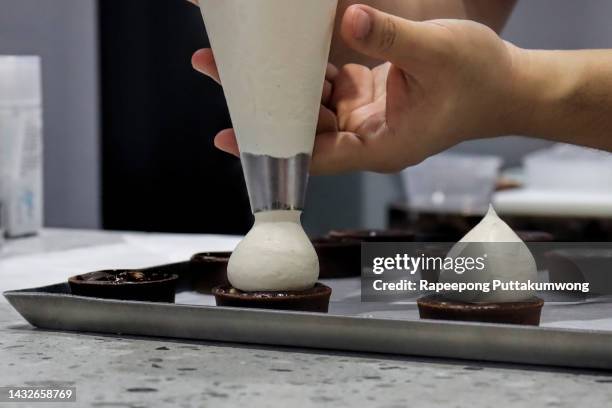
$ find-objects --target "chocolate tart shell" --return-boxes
[212,283,332,313]
[313,229,415,279]
[69,270,178,303]
[190,252,232,293]
[312,238,361,279]
[417,294,544,326]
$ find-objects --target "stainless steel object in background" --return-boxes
[241,152,310,213]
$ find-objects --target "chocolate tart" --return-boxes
[417,294,544,326]
[190,252,232,293]
[212,283,332,313]
[69,270,178,303]
[312,237,361,279]
[313,229,415,279]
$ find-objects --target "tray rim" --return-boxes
[5,282,612,371]
[5,283,612,337]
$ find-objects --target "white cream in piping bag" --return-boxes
[199,0,337,291]
[438,205,538,303]
[199,0,337,157]
[228,211,318,291]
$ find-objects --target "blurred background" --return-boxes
[1,0,612,239]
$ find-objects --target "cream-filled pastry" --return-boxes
[227,211,318,291]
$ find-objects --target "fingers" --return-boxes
[310,131,369,175]
[214,128,368,175]
[191,48,220,83]
[322,63,339,105]
[340,5,448,68]
[192,49,234,155]
[214,129,239,156]
[213,126,400,174]
[373,62,391,100]
[326,63,339,81]
[317,105,338,134]
[384,64,420,128]
[322,80,333,104]
[330,64,375,130]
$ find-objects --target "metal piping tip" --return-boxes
[240,152,311,213]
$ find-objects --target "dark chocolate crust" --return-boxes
[312,238,361,279]
[190,252,232,293]
[417,294,544,326]
[68,270,178,303]
[213,283,332,313]
[313,229,414,279]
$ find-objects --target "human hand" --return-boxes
[192,4,527,174]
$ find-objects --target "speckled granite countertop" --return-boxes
[1,230,611,407]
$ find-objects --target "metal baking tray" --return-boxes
[4,261,612,370]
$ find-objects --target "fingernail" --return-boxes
[352,7,372,40]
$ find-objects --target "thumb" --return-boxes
[341,5,445,67]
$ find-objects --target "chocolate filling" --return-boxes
[69,270,178,303]
[73,270,173,284]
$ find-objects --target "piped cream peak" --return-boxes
[439,204,538,303]
[460,205,523,243]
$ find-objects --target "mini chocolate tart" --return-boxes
[313,229,415,279]
[190,252,232,294]
[212,283,332,313]
[312,237,361,279]
[417,294,544,326]
[69,270,178,303]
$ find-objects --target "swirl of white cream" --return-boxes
[438,205,537,303]
[227,211,318,291]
